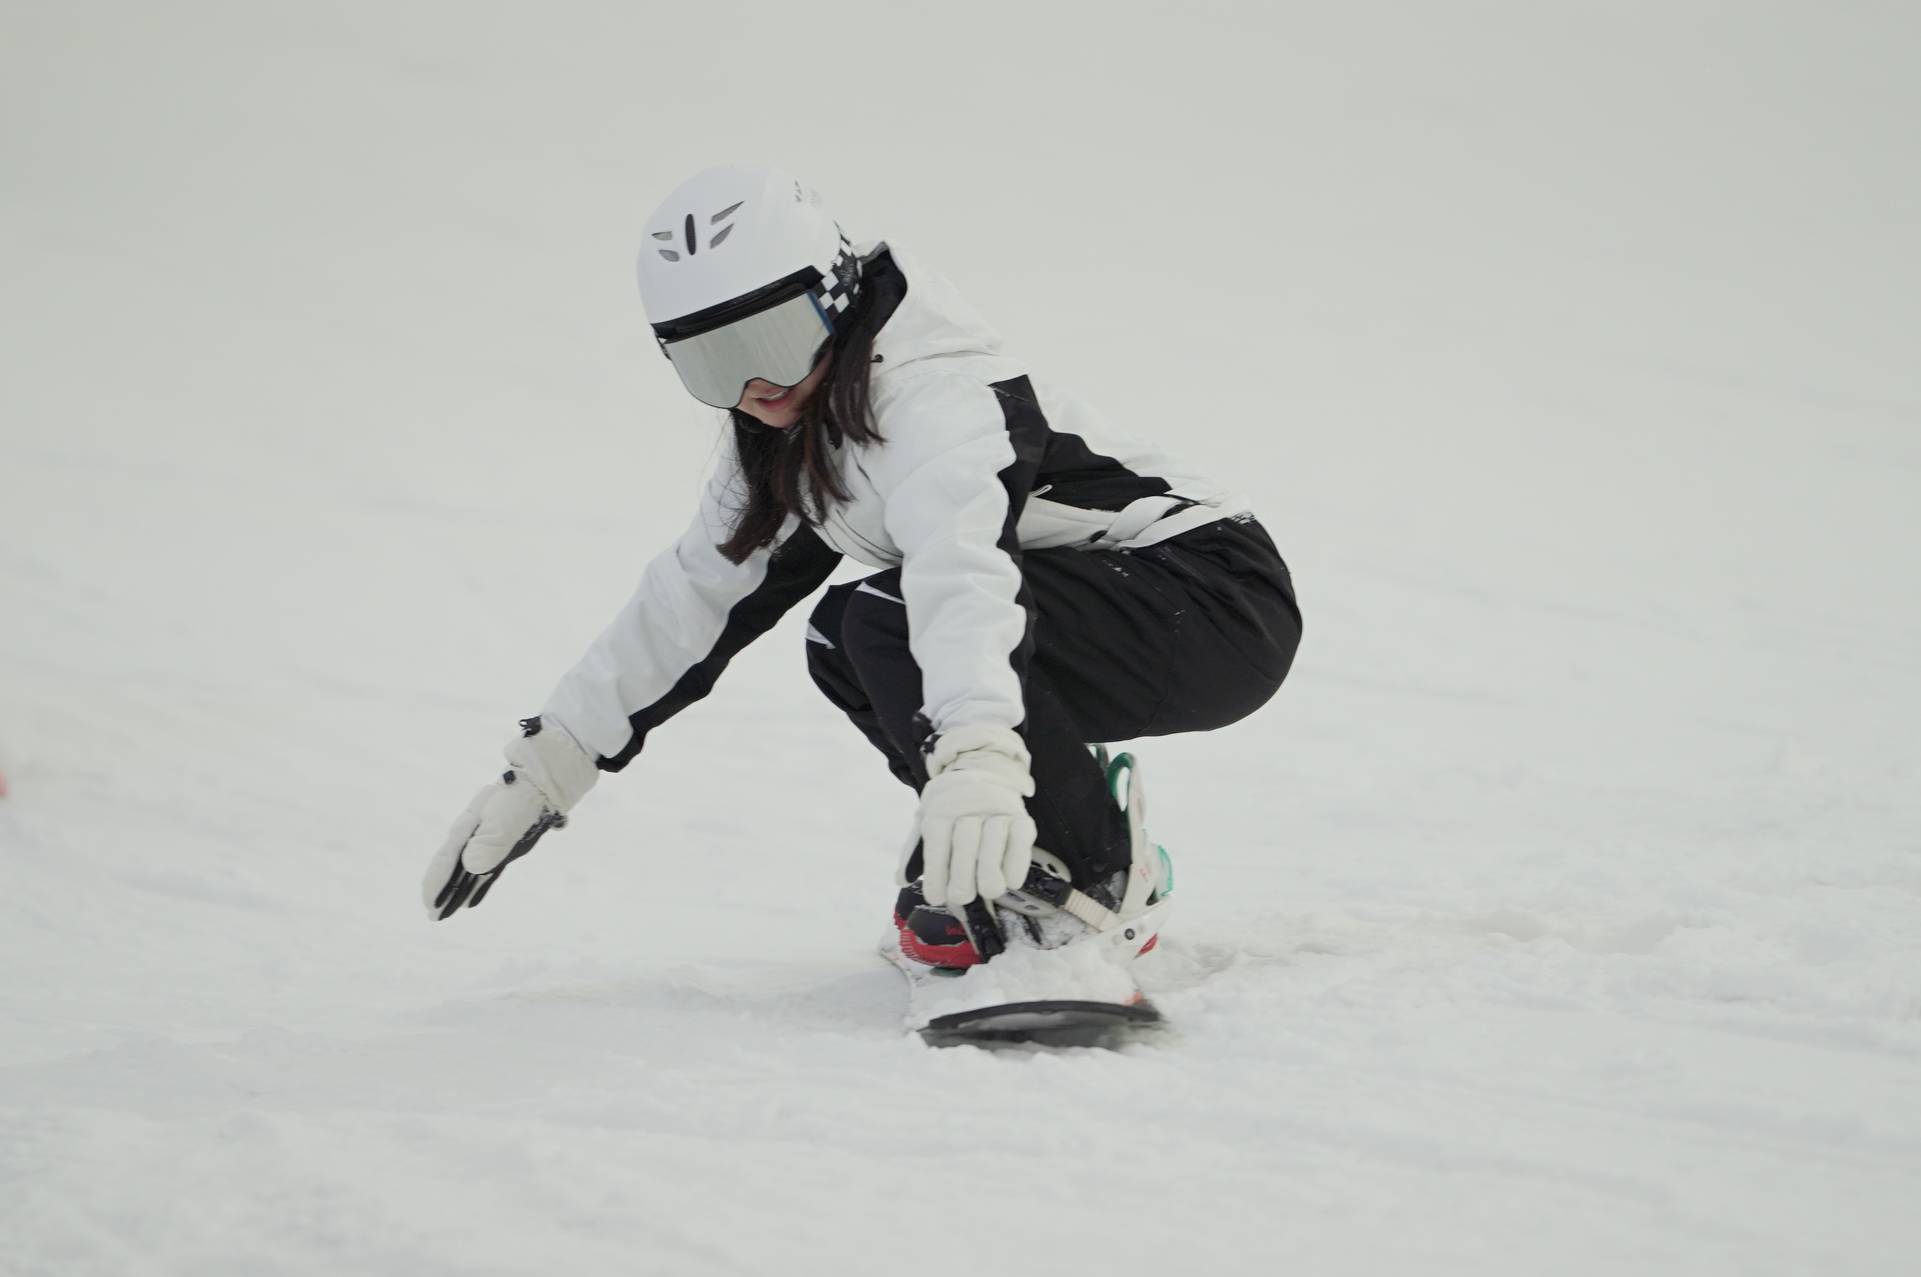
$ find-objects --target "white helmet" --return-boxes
[637,163,860,409]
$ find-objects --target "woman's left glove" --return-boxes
[422,717,599,921]
[916,724,1037,908]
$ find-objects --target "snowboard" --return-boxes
[917,996,1163,1049]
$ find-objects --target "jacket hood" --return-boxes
[861,242,1006,374]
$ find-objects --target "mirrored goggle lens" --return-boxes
[662,292,832,409]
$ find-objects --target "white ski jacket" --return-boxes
[542,244,1251,770]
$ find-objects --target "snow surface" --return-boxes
[5,2,1921,1273]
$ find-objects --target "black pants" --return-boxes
[806,516,1302,883]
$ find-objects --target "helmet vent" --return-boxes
[651,203,743,262]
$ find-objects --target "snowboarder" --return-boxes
[422,164,1301,1026]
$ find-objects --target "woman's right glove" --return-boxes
[422,716,599,920]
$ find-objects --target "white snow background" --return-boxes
[4,2,1919,1273]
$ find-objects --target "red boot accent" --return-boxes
[894,910,984,969]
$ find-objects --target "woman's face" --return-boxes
[734,355,830,429]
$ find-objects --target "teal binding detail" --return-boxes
[1099,750,1174,898]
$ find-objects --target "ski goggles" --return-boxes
[654,267,836,409]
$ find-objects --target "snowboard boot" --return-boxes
[889,747,1175,971]
[892,880,989,971]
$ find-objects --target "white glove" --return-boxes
[916,724,1037,908]
[423,716,599,920]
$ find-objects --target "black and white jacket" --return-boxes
[543,244,1252,770]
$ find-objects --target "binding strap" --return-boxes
[1011,864,1122,932]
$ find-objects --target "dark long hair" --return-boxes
[715,283,890,563]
